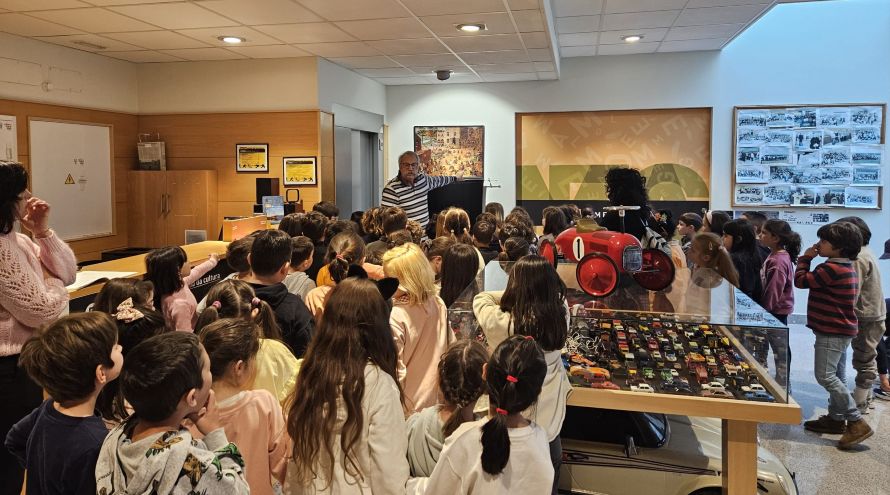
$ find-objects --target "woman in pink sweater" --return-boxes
[144,246,218,331]
[759,219,801,388]
[0,161,77,493]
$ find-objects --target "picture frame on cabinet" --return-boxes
[235,143,269,173]
[283,156,318,186]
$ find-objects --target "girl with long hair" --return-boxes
[472,255,570,494]
[196,279,298,404]
[598,167,651,240]
[702,210,731,237]
[758,219,801,388]
[383,243,454,413]
[688,232,740,287]
[722,219,765,301]
[144,245,218,331]
[439,243,480,308]
[91,278,154,313]
[406,339,488,477]
[484,202,504,224]
[442,208,473,245]
[285,278,408,494]
[414,335,552,494]
[425,236,457,282]
[539,206,568,251]
[199,319,289,495]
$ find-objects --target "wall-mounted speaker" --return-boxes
[256,178,280,204]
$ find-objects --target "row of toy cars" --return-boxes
[563,314,776,402]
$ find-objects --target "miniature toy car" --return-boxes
[687,352,705,363]
[665,352,678,362]
[701,381,726,391]
[742,383,766,393]
[702,389,736,399]
[744,390,775,402]
[652,351,663,361]
[630,382,655,393]
[590,380,621,390]
[642,368,655,380]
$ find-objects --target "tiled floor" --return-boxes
[759,325,890,495]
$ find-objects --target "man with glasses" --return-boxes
[381,151,461,228]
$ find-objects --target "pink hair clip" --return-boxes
[495,408,508,415]
[506,374,518,383]
[251,297,261,307]
[211,301,222,309]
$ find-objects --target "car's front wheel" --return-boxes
[689,489,721,495]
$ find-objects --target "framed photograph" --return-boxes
[236,143,269,173]
[413,126,484,177]
[283,156,317,186]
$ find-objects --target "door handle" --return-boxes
[165,194,172,215]
[161,193,166,216]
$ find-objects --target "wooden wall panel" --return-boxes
[318,111,335,202]
[1,98,137,262]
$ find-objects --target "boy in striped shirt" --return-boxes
[795,221,873,449]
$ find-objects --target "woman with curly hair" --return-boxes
[597,167,652,241]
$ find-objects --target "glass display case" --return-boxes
[448,261,791,404]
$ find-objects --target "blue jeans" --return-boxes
[814,333,860,421]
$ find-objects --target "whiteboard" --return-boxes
[29,119,114,241]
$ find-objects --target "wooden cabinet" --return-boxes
[127,170,217,248]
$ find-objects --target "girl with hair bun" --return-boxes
[305,231,368,321]
[196,279,299,405]
[689,232,740,288]
[413,335,552,494]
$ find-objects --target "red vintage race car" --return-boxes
[539,207,675,297]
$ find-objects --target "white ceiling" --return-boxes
[0,0,822,85]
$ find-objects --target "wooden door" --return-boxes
[165,170,217,245]
[127,171,166,247]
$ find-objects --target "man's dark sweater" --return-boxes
[250,282,314,357]
[5,399,108,495]
[305,240,327,282]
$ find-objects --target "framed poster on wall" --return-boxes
[413,126,484,178]
[283,156,317,186]
[732,104,885,209]
[236,143,269,173]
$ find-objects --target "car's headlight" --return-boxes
[777,474,791,494]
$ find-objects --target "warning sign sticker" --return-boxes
[65,174,75,185]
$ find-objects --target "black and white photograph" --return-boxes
[822,188,846,206]
[763,185,792,205]
[853,166,881,185]
[738,128,769,145]
[794,129,823,150]
[821,167,854,184]
[735,185,764,204]
[795,150,822,168]
[850,106,882,126]
[736,165,768,183]
[760,146,791,164]
[821,147,851,166]
[817,107,850,127]
[822,128,853,146]
[797,168,823,184]
[791,187,822,205]
[851,146,882,166]
[789,108,818,128]
[736,146,760,165]
[767,109,794,127]
[769,165,799,183]
[766,130,794,146]
[844,187,879,208]
[852,126,881,144]
[738,110,767,128]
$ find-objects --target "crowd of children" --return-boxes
[3,194,889,495]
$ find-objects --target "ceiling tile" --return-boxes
[0,13,82,36]
[507,0,540,10]
[295,41,381,57]
[160,47,247,60]
[103,31,211,49]
[0,0,88,10]
[440,33,523,52]
[254,22,354,43]
[553,0,602,17]
[417,72,483,83]
[537,70,557,80]
[355,67,414,77]
[105,50,184,62]
[328,55,401,69]
[512,9,545,32]
[335,17,429,40]
[665,23,743,41]
[373,76,431,85]
[558,31,597,46]
[527,48,552,61]
[560,45,596,57]
[393,53,461,67]
[674,5,769,26]
[226,44,311,58]
[294,0,408,21]
[603,0,687,14]
[481,72,537,82]
[84,0,182,4]
[598,27,667,44]
[409,65,471,74]
[521,32,550,48]
[420,12,516,37]
[367,38,447,55]
[533,61,553,71]
[460,49,529,64]
[176,26,283,46]
[399,0,505,17]
[597,41,658,55]
[686,0,767,7]
[601,10,680,30]
[473,62,535,73]
[30,7,159,32]
[658,38,727,52]
[197,0,323,25]
[556,15,599,34]
[108,3,239,30]
[35,33,142,51]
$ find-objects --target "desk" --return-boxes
[69,241,231,311]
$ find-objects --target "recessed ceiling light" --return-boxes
[218,36,246,44]
[456,23,486,33]
[621,35,643,43]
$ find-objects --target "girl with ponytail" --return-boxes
[415,335,552,494]
[689,232,740,288]
[757,219,800,387]
[406,339,488,477]
[196,279,299,404]
[305,231,368,321]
